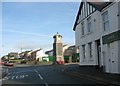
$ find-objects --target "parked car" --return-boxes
[4,61,14,66]
[0,61,4,65]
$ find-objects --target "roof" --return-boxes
[63,44,68,47]
[45,49,53,54]
[73,1,112,31]
[31,48,42,54]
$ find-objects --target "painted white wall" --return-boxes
[36,50,48,62]
[63,45,69,55]
[75,11,101,65]
[118,2,120,74]
[101,2,120,74]
[75,2,120,73]
[101,2,118,36]
[118,40,120,73]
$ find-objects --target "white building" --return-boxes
[73,1,120,74]
[36,49,48,62]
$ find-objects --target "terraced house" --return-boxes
[73,1,120,74]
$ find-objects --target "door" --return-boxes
[96,39,101,68]
[98,46,102,67]
[108,43,117,73]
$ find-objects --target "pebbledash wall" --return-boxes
[74,1,120,74]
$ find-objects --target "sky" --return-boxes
[1,2,80,56]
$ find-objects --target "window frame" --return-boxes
[88,42,92,58]
[102,11,109,31]
[87,17,92,33]
[81,21,85,36]
[82,45,85,59]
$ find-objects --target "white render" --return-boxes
[36,50,48,62]
[74,2,120,74]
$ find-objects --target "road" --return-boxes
[1,64,104,86]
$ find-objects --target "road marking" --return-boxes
[2,74,29,81]
[35,70,43,80]
[38,74,43,79]
[11,76,15,79]
[2,78,5,81]
[45,83,49,86]
[35,69,49,86]
[8,73,10,75]
[16,76,19,79]
[20,75,25,78]
[25,75,28,77]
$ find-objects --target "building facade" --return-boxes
[73,1,120,74]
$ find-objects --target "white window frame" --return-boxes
[88,42,92,58]
[82,45,85,59]
[81,22,85,36]
[102,11,109,31]
[87,17,92,33]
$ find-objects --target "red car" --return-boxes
[0,61,4,65]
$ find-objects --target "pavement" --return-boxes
[63,64,120,86]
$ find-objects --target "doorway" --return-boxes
[96,39,102,68]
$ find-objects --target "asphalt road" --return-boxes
[1,65,103,86]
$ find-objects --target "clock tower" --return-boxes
[53,32,64,64]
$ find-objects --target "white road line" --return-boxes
[45,83,49,86]
[11,76,15,79]
[35,69,49,86]
[38,74,43,80]
[7,73,10,76]
[16,76,19,79]
[35,70,43,80]
[20,75,25,78]
[25,75,28,77]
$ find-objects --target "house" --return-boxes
[64,45,79,63]
[8,52,18,60]
[19,50,31,60]
[73,1,120,74]
[30,49,47,62]
[35,49,48,62]
[45,49,53,56]
[63,44,69,54]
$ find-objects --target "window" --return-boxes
[82,45,85,59]
[89,5,92,14]
[88,42,92,58]
[87,17,92,33]
[102,11,109,31]
[81,22,85,36]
